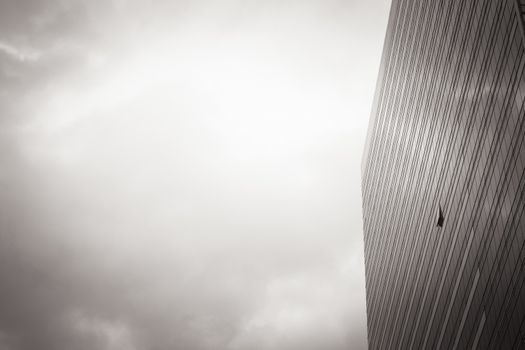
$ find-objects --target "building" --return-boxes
[361,0,525,349]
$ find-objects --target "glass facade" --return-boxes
[361,0,525,349]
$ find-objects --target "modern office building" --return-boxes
[361,0,525,349]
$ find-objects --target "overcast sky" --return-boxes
[0,1,390,349]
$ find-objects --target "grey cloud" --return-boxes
[0,1,390,349]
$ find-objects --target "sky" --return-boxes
[0,1,390,349]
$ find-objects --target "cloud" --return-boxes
[228,263,359,350]
[70,311,138,350]
[0,0,390,349]
[0,42,41,62]
[0,331,15,350]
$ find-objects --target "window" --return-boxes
[437,204,445,227]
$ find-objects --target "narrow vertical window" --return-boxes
[437,205,445,227]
